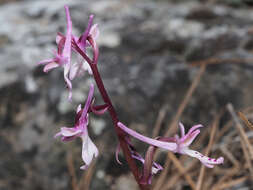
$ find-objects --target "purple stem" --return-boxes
[75,38,149,190]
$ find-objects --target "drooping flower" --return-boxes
[117,122,224,169]
[55,84,99,170]
[38,5,73,100]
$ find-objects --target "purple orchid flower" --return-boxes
[76,15,94,52]
[175,122,224,168]
[74,15,99,53]
[117,122,224,168]
[87,24,99,63]
[56,15,99,79]
[67,23,99,79]
[38,5,73,100]
[55,84,99,170]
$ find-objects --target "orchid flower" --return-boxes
[67,23,98,79]
[117,122,224,169]
[73,16,99,64]
[175,122,224,168]
[55,84,99,170]
[56,15,99,80]
[38,6,73,100]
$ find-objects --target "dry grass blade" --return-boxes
[78,160,97,190]
[163,159,198,190]
[227,104,253,158]
[210,167,239,190]
[220,145,240,168]
[196,112,221,190]
[239,111,253,130]
[66,152,79,190]
[165,64,206,137]
[190,57,253,67]
[166,152,196,190]
[214,176,248,190]
[153,159,171,190]
[227,103,253,179]
[152,105,168,138]
[153,64,205,189]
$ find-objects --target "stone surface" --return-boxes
[0,0,253,189]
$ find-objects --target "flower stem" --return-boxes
[90,64,149,190]
[76,43,149,189]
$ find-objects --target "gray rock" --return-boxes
[1,0,253,189]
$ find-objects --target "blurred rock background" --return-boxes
[1,0,253,189]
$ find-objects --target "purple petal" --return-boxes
[62,5,72,62]
[54,126,82,141]
[180,124,203,143]
[91,100,108,115]
[115,143,122,164]
[80,84,94,124]
[61,136,77,142]
[60,127,82,137]
[56,32,64,45]
[117,122,177,151]
[90,24,99,40]
[43,62,59,73]
[179,122,185,137]
[38,58,55,65]
[78,15,94,51]
[69,62,82,80]
[183,148,224,168]
[54,131,62,138]
[80,165,89,170]
[63,63,72,101]
[83,61,93,75]
[76,104,82,113]
[182,129,201,147]
[80,132,99,169]
[187,124,203,135]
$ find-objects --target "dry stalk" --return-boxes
[214,176,248,190]
[78,160,97,190]
[153,159,171,190]
[196,113,220,190]
[239,111,253,130]
[166,152,196,190]
[152,105,168,138]
[220,145,240,168]
[210,167,239,190]
[227,103,253,180]
[66,152,79,190]
[154,64,206,188]
[190,57,253,67]
[165,64,206,137]
[163,159,198,189]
